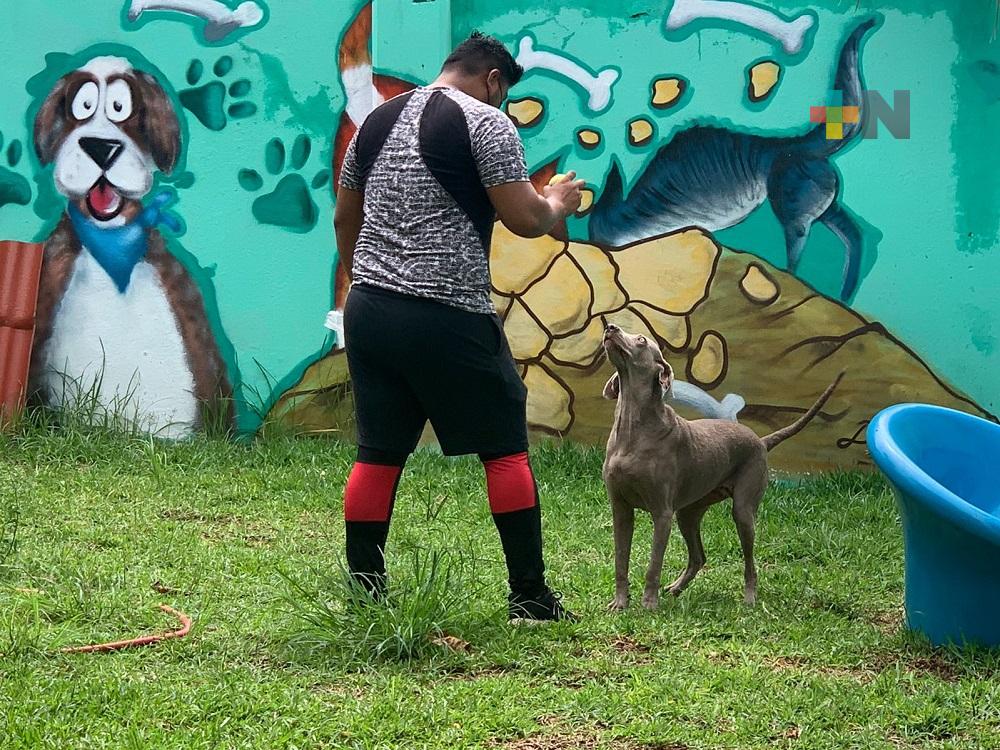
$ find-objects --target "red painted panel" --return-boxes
[0,241,44,426]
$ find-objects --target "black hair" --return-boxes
[442,31,523,86]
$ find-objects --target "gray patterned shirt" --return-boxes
[339,86,530,314]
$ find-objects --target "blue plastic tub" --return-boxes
[868,404,1000,647]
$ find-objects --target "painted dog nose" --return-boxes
[605,323,620,332]
[80,137,123,170]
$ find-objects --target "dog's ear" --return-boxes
[34,74,75,166]
[655,351,673,398]
[603,372,620,400]
[132,71,181,174]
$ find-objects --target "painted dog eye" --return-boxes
[71,81,99,121]
[637,336,647,346]
[105,79,133,123]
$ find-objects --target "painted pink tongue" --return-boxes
[88,182,119,214]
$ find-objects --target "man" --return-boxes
[333,32,583,622]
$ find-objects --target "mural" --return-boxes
[0,1,997,472]
[269,0,999,473]
[27,52,233,438]
[0,0,347,438]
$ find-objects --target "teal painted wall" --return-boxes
[1,0,996,465]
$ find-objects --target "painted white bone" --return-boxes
[128,0,265,42]
[516,35,620,112]
[666,380,745,422]
[665,0,815,55]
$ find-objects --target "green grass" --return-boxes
[1,422,999,750]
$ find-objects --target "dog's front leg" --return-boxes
[609,498,634,611]
[642,509,673,610]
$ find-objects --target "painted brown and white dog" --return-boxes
[28,56,233,438]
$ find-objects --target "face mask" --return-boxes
[486,76,505,109]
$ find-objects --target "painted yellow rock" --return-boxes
[506,97,544,127]
[548,317,605,367]
[504,298,549,360]
[739,262,780,305]
[577,188,594,215]
[566,241,625,314]
[651,77,685,109]
[577,129,601,149]
[524,365,572,433]
[613,230,718,314]
[490,222,564,295]
[748,61,781,102]
[628,118,654,146]
[492,292,514,318]
[629,302,690,350]
[520,254,591,337]
[688,331,727,388]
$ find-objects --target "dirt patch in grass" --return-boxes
[492,723,689,750]
[442,663,517,681]
[867,607,904,635]
[869,651,962,682]
[159,508,236,523]
[609,635,652,655]
[705,649,964,684]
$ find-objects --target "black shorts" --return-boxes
[344,283,529,457]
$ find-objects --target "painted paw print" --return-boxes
[238,135,331,233]
[0,130,31,209]
[179,56,257,131]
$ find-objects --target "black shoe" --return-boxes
[508,586,579,623]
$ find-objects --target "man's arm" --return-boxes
[473,110,582,238]
[487,175,584,238]
[334,186,364,281]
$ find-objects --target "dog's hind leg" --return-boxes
[819,201,863,300]
[667,499,712,597]
[642,508,674,610]
[781,222,812,274]
[609,498,635,611]
[768,158,837,273]
[730,460,768,605]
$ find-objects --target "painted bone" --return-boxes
[516,35,620,112]
[666,0,815,55]
[127,0,265,41]
[667,380,745,421]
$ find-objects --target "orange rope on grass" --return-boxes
[60,604,192,654]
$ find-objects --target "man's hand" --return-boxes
[487,170,585,239]
[543,171,585,217]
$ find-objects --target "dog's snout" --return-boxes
[605,323,620,333]
[80,137,124,170]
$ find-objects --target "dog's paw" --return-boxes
[607,596,630,611]
[180,56,257,131]
[238,135,331,233]
[0,130,31,209]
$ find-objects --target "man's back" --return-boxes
[340,86,529,314]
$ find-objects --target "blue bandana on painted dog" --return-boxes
[68,191,181,293]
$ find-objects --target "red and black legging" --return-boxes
[344,446,544,596]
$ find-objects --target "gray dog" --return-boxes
[601,324,842,610]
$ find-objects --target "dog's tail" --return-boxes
[792,17,877,159]
[762,372,845,452]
